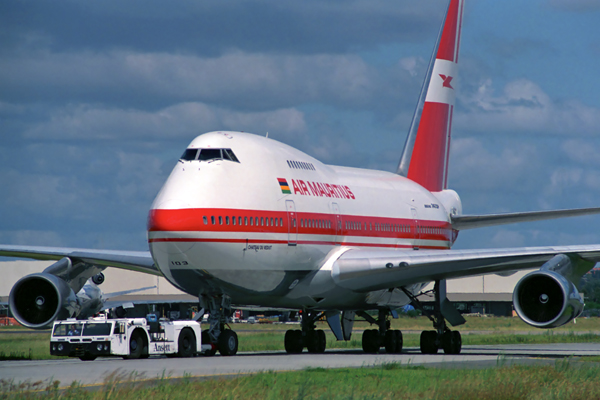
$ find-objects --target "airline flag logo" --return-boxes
[277,178,291,194]
[439,74,454,89]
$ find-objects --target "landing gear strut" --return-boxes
[284,310,327,354]
[200,294,238,356]
[401,280,464,355]
[358,309,403,354]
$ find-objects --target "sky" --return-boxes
[1,0,599,253]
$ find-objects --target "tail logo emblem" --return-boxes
[439,74,454,89]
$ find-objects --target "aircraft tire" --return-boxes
[361,329,379,354]
[218,330,238,356]
[442,330,462,355]
[202,330,217,356]
[394,330,403,353]
[307,330,326,353]
[384,330,397,354]
[284,329,303,354]
[420,330,438,354]
[306,331,318,353]
[178,328,196,357]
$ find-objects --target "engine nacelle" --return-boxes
[9,273,79,330]
[513,269,583,329]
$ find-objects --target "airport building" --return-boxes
[0,260,536,321]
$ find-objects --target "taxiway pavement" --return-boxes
[1,343,599,388]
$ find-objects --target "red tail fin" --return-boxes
[398,0,464,192]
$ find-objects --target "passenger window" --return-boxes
[211,216,216,225]
[232,216,236,225]
[261,217,264,226]
[270,218,273,226]
[250,217,253,226]
[219,216,223,225]
[203,216,208,225]
[238,217,242,225]
[225,216,229,225]
[280,218,283,226]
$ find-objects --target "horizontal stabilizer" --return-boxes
[450,207,600,230]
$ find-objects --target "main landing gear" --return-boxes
[357,309,403,354]
[284,310,327,354]
[402,280,465,355]
[200,294,238,356]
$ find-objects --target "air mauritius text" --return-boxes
[291,179,355,200]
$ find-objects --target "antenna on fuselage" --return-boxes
[266,132,269,138]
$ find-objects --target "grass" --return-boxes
[0,332,53,360]
[2,361,600,399]
[2,316,600,359]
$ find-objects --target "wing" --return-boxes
[451,207,600,230]
[0,245,160,275]
[330,245,600,292]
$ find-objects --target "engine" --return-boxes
[513,254,584,329]
[9,273,79,330]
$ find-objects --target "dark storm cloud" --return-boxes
[1,0,445,56]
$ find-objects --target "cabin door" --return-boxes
[286,200,298,246]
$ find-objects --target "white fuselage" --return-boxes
[147,131,462,310]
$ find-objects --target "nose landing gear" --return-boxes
[200,294,238,356]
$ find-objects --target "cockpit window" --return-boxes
[180,148,240,163]
[223,149,239,162]
[180,149,198,161]
[198,149,222,161]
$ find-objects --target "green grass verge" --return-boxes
[3,362,600,399]
[3,327,600,360]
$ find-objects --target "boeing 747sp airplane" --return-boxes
[3,0,600,356]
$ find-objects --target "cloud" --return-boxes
[449,137,542,193]
[455,78,600,136]
[22,102,307,141]
[0,50,389,111]
[0,0,445,56]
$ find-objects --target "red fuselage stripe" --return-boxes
[147,208,454,243]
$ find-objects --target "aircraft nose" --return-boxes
[147,199,192,232]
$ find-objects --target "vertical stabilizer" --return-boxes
[397,0,464,192]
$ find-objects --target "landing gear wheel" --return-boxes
[306,329,326,353]
[125,332,144,359]
[202,330,217,356]
[384,330,397,354]
[394,330,403,353]
[285,330,304,354]
[420,330,438,354]
[178,328,196,357]
[362,329,380,354]
[442,330,462,355]
[218,330,238,356]
[316,330,326,353]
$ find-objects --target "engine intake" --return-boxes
[513,258,584,329]
[9,273,77,329]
